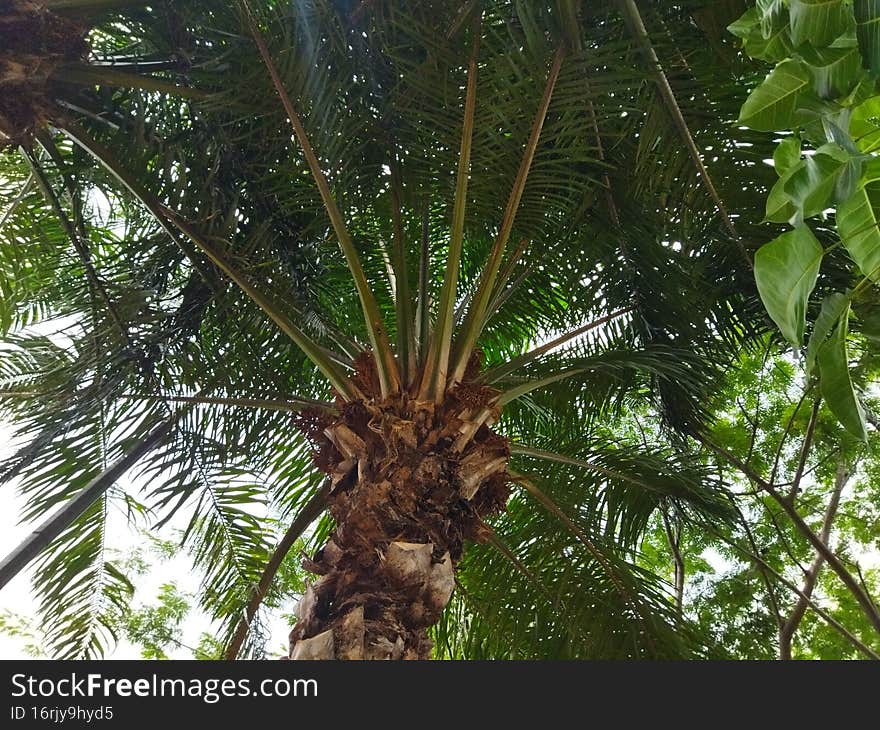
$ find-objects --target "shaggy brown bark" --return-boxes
[288,353,510,660]
[0,0,88,146]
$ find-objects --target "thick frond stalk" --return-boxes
[450,48,565,385]
[389,157,416,385]
[239,0,399,396]
[120,394,337,414]
[483,308,632,384]
[416,206,431,366]
[56,64,210,100]
[418,18,481,404]
[60,123,358,400]
[615,0,744,257]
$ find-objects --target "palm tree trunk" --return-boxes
[0,0,89,146]
[288,365,510,660]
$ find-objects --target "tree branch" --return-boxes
[779,461,849,659]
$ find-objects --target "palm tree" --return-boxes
[0,0,774,659]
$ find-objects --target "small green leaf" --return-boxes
[790,0,851,48]
[855,0,880,74]
[806,292,850,375]
[837,179,880,280]
[774,136,802,175]
[754,226,824,346]
[765,172,799,223]
[739,60,812,131]
[728,7,760,39]
[782,143,848,217]
[817,308,867,439]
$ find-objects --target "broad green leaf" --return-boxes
[850,94,880,152]
[754,227,824,346]
[823,113,860,154]
[729,8,794,62]
[806,292,850,375]
[837,180,880,280]
[790,0,851,48]
[739,60,812,131]
[782,143,848,217]
[800,41,863,99]
[774,136,802,175]
[765,138,803,222]
[855,0,880,74]
[817,308,867,439]
[862,156,880,182]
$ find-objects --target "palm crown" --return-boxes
[0,0,776,659]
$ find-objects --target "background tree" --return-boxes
[640,348,880,659]
[4,0,868,659]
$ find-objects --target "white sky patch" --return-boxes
[0,418,294,659]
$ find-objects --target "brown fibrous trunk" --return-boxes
[288,351,510,660]
[0,0,88,147]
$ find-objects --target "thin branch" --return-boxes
[660,506,684,616]
[769,387,809,487]
[695,433,880,634]
[787,398,821,503]
[729,497,783,630]
[779,461,849,660]
[701,521,879,660]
